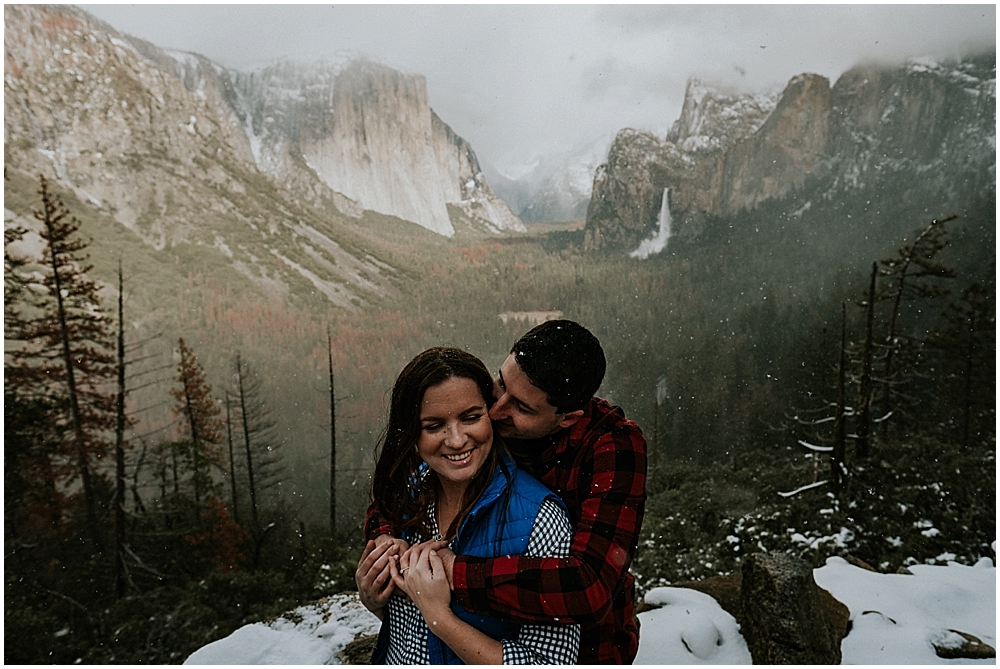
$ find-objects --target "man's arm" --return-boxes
[364,501,395,541]
[451,424,646,626]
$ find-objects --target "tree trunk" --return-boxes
[857,263,877,459]
[225,396,240,525]
[236,355,260,533]
[45,210,98,545]
[832,303,847,495]
[328,330,337,539]
[183,383,202,506]
[114,262,127,599]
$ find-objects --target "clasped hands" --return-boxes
[355,535,457,617]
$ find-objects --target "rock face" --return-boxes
[232,59,523,236]
[585,54,996,253]
[4,4,407,310]
[4,4,521,267]
[740,552,843,664]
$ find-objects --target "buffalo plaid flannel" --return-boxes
[365,397,647,664]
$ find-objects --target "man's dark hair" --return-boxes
[511,319,605,413]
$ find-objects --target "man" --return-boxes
[363,320,647,663]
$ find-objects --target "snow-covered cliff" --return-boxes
[585,54,996,253]
[230,59,523,236]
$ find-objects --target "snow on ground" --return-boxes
[184,593,380,665]
[184,556,995,665]
[814,556,996,665]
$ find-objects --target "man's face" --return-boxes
[488,354,582,440]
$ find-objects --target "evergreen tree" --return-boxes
[6,176,116,544]
[876,216,956,438]
[170,338,224,506]
[929,282,996,450]
[230,353,287,567]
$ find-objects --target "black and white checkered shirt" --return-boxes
[384,498,579,664]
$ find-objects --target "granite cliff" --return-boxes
[4,5,521,314]
[585,55,996,253]
[229,58,522,237]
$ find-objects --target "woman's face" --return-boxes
[417,376,493,493]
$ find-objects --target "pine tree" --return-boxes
[230,353,287,568]
[231,354,287,521]
[856,263,877,459]
[170,338,224,506]
[6,176,116,544]
[930,282,996,450]
[876,216,956,439]
[327,327,338,538]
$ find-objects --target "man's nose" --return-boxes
[489,394,510,420]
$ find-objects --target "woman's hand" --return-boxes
[395,541,504,664]
[355,539,405,616]
[395,541,453,622]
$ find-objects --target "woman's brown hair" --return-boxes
[370,347,504,540]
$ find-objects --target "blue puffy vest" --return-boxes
[372,453,566,665]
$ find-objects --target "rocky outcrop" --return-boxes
[585,54,996,253]
[667,78,778,154]
[5,5,521,249]
[717,74,831,214]
[583,130,681,251]
[230,59,523,237]
[4,5,410,310]
[740,552,844,664]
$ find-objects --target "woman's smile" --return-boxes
[442,447,477,463]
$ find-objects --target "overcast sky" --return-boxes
[80,4,995,178]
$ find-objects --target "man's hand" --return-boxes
[374,533,410,553]
[355,539,402,617]
[435,544,456,590]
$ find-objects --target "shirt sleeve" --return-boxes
[499,498,580,664]
[364,500,395,541]
[452,425,646,627]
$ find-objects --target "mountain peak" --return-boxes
[667,78,779,154]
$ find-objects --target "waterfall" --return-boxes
[629,187,672,259]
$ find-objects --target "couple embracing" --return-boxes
[355,320,647,664]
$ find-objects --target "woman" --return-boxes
[355,347,579,664]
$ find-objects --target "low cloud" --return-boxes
[79,4,995,176]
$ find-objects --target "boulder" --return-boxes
[932,630,996,660]
[740,552,843,664]
[339,632,378,664]
[674,571,850,643]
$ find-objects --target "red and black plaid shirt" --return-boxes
[368,397,647,664]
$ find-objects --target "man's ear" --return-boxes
[556,409,584,430]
